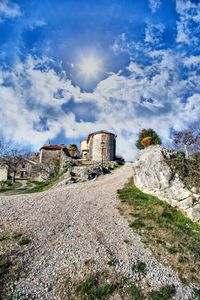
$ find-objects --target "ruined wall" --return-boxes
[40,149,61,164]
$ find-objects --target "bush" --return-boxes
[176,151,185,158]
[192,152,200,163]
[136,129,161,150]
[0,180,13,188]
[165,158,200,192]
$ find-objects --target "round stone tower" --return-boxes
[87,131,116,161]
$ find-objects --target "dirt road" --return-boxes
[0,164,195,299]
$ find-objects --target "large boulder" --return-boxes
[133,145,200,222]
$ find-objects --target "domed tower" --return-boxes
[87,130,117,161]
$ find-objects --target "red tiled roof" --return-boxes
[40,144,67,151]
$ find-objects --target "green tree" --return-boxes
[136,128,161,150]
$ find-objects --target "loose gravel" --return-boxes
[0,164,197,299]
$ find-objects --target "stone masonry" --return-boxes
[87,131,116,161]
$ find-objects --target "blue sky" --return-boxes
[0,0,200,159]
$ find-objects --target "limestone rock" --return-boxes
[133,145,200,222]
[191,204,200,222]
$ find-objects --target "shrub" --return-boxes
[136,129,161,150]
[0,180,12,188]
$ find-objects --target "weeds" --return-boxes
[167,247,178,254]
[150,285,176,300]
[76,274,116,299]
[194,288,200,300]
[0,231,31,298]
[132,261,147,275]
[128,283,144,300]
[18,238,31,246]
[107,258,118,267]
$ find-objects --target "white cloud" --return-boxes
[0,51,200,160]
[111,33,142,58]
[149,0,161,13]
[0,0,21,21]
[29,19,47,30]
[145,23,165,44]
[184,55,200,66]
[176,0,200,45]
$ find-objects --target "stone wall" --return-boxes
[89,133,116,161]
[133,145,200,222]
[40,149,61,164]
[80,140,89,159]
[0,165,8,181]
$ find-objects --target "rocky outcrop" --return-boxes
[133,145,200,222]
[56,165,112,187]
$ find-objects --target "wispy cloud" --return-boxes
[145,22,165,44]
[0,0,21,21]
[29,19,47,30]
[149,0,161,13]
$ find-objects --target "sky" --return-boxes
[0,0,200,160]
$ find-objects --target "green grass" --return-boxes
[132,261,147,275]
[60,270,179,300]
[167,247,178,254]
[0,182,22,193]
[0,257,10,272]
[194,288,200,300]
[25,176,59,193]
[150,285,176,300]
[128,283,144,300]
[107,258,118,267]
[18,238,31,246]
[118,178,200,284]
[76,275,116,299]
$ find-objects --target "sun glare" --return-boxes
[78,55,102,79]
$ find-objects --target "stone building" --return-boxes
[80,140,89,159]
[39,144,70,164]
[17,159,38,179]
[81,131,117,161]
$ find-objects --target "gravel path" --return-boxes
[0,164,196,299]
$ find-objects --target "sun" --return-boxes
[78,55,102,79]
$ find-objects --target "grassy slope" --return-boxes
[0,182,22,193]
[25,177,59,193]
[118,178,200,286]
